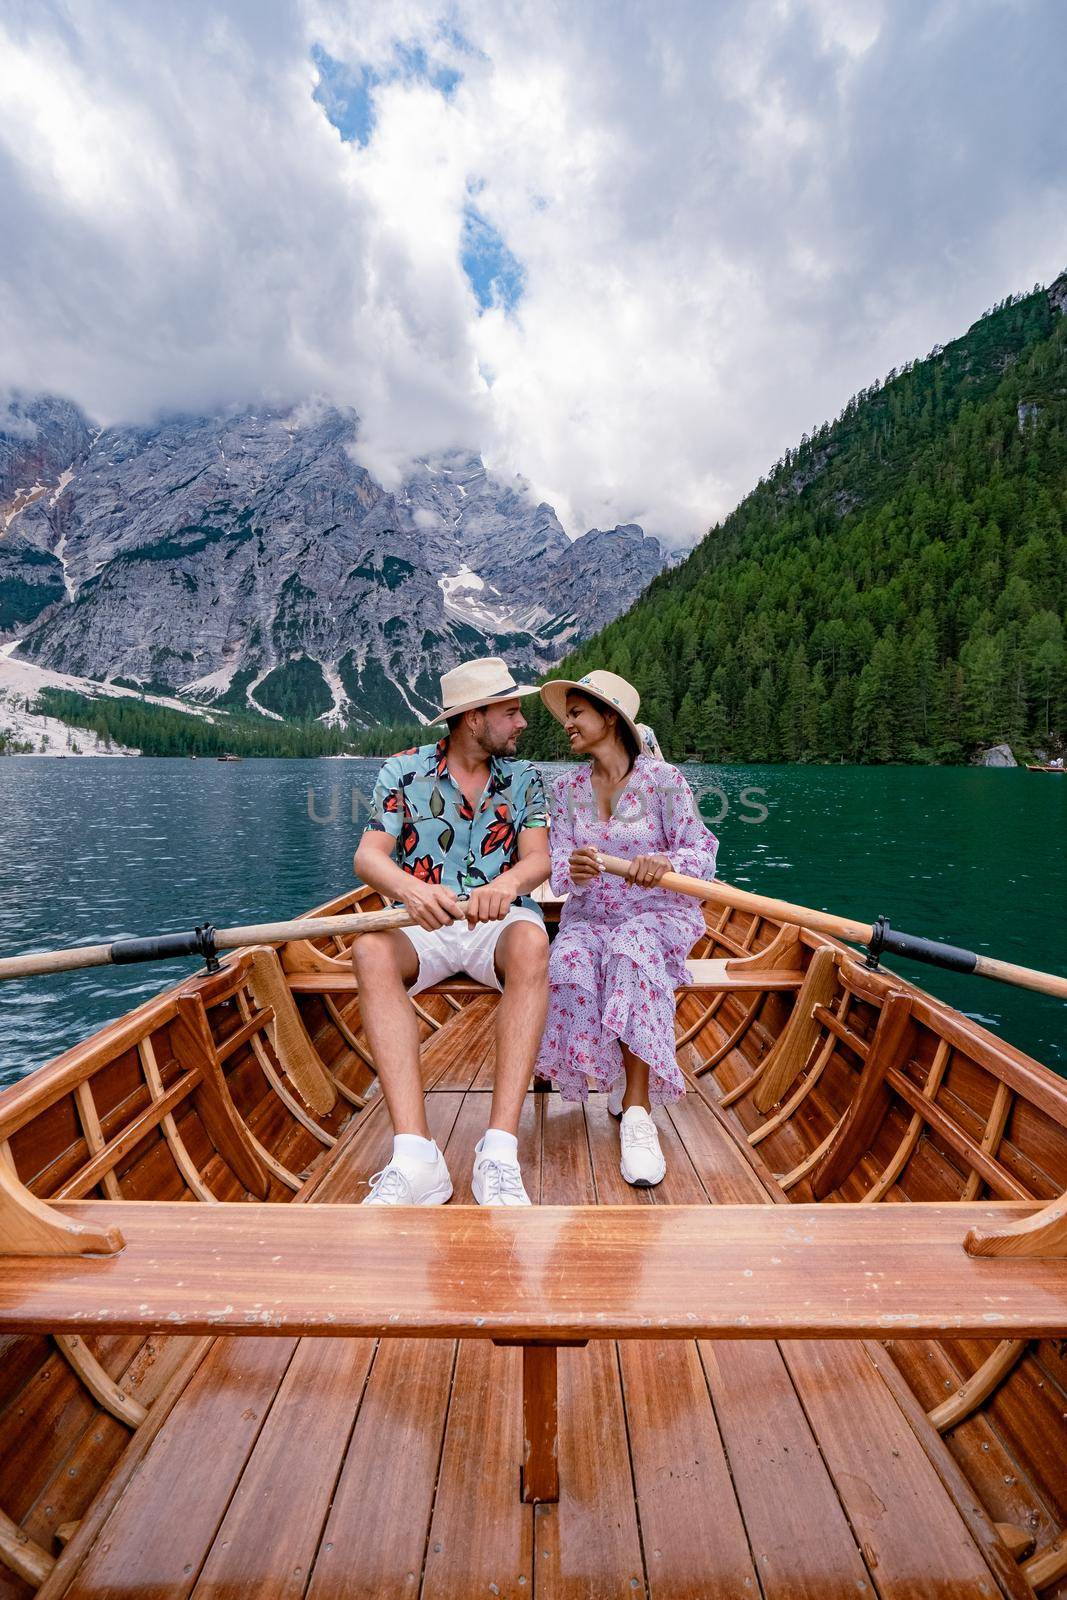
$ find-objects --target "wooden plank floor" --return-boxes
[56,999,1011,1600]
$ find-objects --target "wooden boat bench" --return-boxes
[2,1188,1066,1506]
[286,957,805,998]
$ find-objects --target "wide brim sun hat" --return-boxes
[431,657,540,723]
[540,669,644,750]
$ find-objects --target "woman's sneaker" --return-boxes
[619,1106,666,1187]
[363,1151,453,1206]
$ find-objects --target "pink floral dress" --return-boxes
[535,757,719,1104]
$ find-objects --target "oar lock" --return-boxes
[865,915,891,970]
[195,923,222,973]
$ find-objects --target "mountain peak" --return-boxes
[0,397,667,725]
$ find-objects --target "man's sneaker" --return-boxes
[619,1106,666,1187]
[362,1152,453,1206]
[606,1077,625,1119]
[472,1140,531,1206]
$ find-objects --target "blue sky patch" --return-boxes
[312,45,377,146]
[394,41,462,98]
[312,39,462,147]
[461,204,524,313]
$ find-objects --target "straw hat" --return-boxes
[540,669,644,748]
[431,657,539,723]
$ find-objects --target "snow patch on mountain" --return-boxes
[0,637,217,754]
[245,667,286,722]
[319,660,351,728]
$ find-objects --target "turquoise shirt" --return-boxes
[367,737,549,912]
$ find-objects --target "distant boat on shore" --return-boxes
[216,752,242,762]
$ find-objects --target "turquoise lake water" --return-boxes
[0,757,1063,1089]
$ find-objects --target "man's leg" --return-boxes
[489,920,550,1135]
[350,931,428,1137]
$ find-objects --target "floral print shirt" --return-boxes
[366,737,549,911]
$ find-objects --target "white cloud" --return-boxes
[0,0,1064,545]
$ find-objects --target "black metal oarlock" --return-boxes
[864,915,888,970]
[195,923,222,973]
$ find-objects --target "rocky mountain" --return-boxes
[0,398,666,724]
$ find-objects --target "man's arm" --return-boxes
[463,826,550,923]
[354,832,462,931]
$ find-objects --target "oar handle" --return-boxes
[595,855,1067,1002]
[0,906,427,983]
[0,943,117,981]
[974,955,1067,1001]
[595,854,874,943]
[214,907,419,947]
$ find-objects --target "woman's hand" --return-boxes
[626,853,671,887]
[569,847,603,884]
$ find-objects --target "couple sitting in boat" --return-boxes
[352,655,719,1206]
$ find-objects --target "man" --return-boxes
[352,657,551,1206]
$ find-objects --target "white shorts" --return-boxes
[399,906,546,996]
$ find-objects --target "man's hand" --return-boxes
[401,880,463,931]
[626,853,671,887]
[569,847,603,884]
[464,879,519,924]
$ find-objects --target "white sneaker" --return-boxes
[363,1152,453,1206]
[472,1141,531,1206]
[619,1106,666,1188]
[606,1077,625,1118]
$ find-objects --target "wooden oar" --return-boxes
[0,906,425,982]
[597,854,1067,1001]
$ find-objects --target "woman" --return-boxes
[535,670,719,1185]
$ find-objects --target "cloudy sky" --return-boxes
[0,0,1064,544]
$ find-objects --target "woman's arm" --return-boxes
[661,765,719,880]
[548,780,578,895]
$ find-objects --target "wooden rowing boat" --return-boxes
[1,882,1065,1598]
[1026,763,1065,773]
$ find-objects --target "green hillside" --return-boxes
[525,276,1067,765]
[24,689,421,759]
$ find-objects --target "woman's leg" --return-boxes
[617,1043,666,1186]
[601,914,689,1106]
[620,1045,652,1111]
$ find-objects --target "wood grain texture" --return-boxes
[781,1340,1002,1598]
[810,991,913,1197]
[418,1092,541,1600]
[519,1344,559,1504]
[421,1341,533,1600]
[9,1200,1062,1340]
[586,1089,760,1597]
[534,1103,645,1600]
[62,1337,298,1600]
[0,1160,123,1258]
[307,1338,455,1600]
[700,1338,872,1599]
[619,1333,757,1598]
[191,1336,373,1600]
